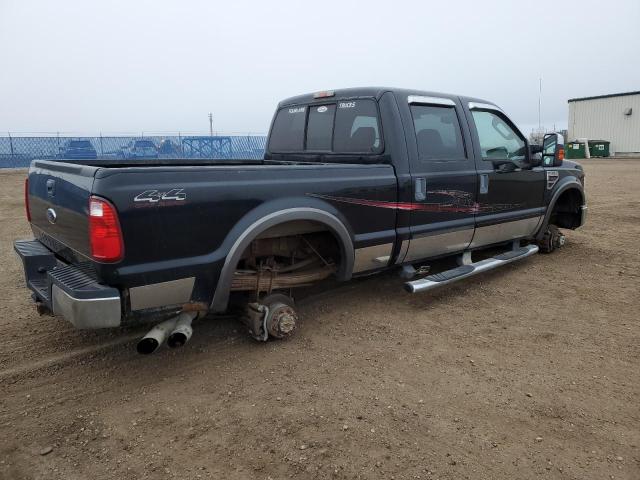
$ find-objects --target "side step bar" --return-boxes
[404,244,539,293]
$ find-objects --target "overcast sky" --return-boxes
[1,0,638,136]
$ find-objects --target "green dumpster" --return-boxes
[588,140,610,158]
[566,141,586,159]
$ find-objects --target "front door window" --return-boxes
[471,110,526,162]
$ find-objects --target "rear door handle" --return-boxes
[46,179,56,197]
[414,177,426,201]
[479,174,489,194]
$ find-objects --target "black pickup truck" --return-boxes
[15,87,586,350]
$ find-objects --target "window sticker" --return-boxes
[339,101,356,109]
[288,107,305,114]
[317,106,328,113]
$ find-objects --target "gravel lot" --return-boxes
[1,159,639,480]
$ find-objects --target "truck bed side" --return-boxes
[27,160,398,316]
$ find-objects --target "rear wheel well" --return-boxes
[549,188,583,229]
[231,220,342,296]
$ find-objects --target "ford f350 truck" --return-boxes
[15,87,586,352]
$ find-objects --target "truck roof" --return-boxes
[278,87,495,109]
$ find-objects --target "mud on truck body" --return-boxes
[15,87,586,352]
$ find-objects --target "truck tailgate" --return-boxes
[27,160,99,261]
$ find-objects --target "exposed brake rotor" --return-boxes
[242,293,298,341]
[266,302,298,339]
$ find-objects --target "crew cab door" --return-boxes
[465,103,546,247]
[400,96,478,263]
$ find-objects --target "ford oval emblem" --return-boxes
[46,208,57,224]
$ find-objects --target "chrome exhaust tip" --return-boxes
[136,317,179,355]
[403,282,417,293]
[167,312,196,349]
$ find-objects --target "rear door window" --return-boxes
[268,106,306,152]
[410,105,466,161]
[333,99,381,153]
[306,104,336,151]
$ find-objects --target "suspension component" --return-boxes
[241,293,298,341]
[538,225,565,253]
[231,261,335,292]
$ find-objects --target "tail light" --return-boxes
[89,196,124,262]
[558,147,565,161]
[24,178,31,222]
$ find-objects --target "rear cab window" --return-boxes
[268,106,307,152]
[268,99,382,155]
[334,100,381,153]
[306,104,336,151]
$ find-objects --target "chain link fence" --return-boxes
[0,134,268,168]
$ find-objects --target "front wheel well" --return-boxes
[549,188,583,229]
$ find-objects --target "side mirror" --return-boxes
[542,133,564,167]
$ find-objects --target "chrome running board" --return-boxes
[404,244,539,293]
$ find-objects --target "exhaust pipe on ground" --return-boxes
[167,312,196,349]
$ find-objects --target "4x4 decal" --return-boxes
[134,189,186,204]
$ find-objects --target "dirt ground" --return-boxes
[0,159,638,480]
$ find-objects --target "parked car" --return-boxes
[58,139,97,159]
[158,139,179,157]
[16,87,586,353]
[119,139,158,159]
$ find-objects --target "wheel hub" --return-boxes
[539,225,564,253]
[267,303,298,339]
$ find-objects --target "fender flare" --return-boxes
[535,178,585,240]
[210,207,354,312]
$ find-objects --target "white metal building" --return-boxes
[568,91,640,156]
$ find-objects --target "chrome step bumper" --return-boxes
[14,239,121,329]
[404,244,539,293]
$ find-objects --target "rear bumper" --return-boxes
[14,239,121,329]
[51,283,121,329]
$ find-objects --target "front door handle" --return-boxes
[479,174,489,194]
[414,177,426,201]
